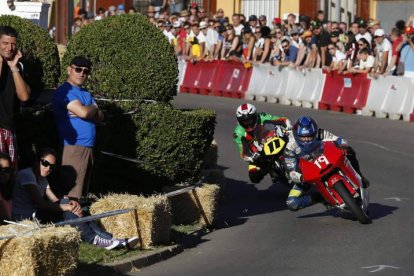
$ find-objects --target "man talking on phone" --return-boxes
[0,26,31,168]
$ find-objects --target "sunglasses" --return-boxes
[71,66,90,75]
[0,167,12,174]
[40,159,56,170]
[358,43,364,46]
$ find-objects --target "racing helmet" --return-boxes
[293,116,320,153]
[236,103,258,132]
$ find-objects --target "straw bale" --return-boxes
[90,194,171,249]
[201,169,226,202]
[0,221,80,276]
[169,184,220,226]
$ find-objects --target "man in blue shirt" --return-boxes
[280,38,298,65]
[52,56,104,201]
[400,34,414,78]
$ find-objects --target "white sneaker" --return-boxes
[113,236,140,249]
[93,235,120,250]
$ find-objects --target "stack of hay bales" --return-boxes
[167,183,220,226]
[0,221,80,275]
[90,194,171,249]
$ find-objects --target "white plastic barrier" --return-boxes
[363,76,414,121]
[280,68,306,106]
[245,64,272,101]
[261,65,290,103]
[294,68,326,109]
[177,59,187,92]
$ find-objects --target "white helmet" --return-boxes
[236,103,258,131]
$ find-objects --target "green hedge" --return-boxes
[0,15,60,93]
[61,14,178,102]
[92,102,216,195]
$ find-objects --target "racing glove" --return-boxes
[289,171,303,183]
[245,152,261,163]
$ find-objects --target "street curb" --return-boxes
[103,244,184,273]
[79,228,209,274]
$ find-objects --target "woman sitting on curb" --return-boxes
[12,148,139,250]
[0,152,14,224]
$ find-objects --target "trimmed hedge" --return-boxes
[0,15,60,93]
[61,14,178,102]
[92,101,216,194]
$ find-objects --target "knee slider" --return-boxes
[286,197,300,211]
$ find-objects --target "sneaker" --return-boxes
[93,235,120,250]
[113,236,140,250]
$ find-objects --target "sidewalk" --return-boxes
[76,228,209,275]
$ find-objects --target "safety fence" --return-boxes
[177,60,414,122]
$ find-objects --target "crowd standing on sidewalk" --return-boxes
[69,3,414,78]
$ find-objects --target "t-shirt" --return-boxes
[376,38,393,68]
[400,43,414,76]
[284,46,299,62]
[12,167,49,219]
[0,62,23,130]
[359,55,375,69]
[52,82,96,147]
[332,50,346,62]
[234,24,244,36]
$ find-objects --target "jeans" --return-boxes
[169,3,183,14]
[60,198,112,243]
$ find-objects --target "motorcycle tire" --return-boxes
[333,181,370,224]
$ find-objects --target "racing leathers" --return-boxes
[233,112,291,183]
[283,129,364,211]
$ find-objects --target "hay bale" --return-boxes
[168,184,220,226]
[89,194,171,249]
[0,221,80,276]
[201,169,227,203]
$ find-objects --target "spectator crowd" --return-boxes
[70,3,414,78]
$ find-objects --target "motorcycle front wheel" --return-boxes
[333,181,370,224]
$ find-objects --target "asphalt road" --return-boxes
[131,93,414,276]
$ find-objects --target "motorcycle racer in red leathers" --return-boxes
[233,103,292,184]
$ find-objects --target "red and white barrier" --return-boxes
[179,61,413,123]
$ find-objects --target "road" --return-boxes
[130,93,414,276]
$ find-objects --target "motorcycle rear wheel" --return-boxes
[333,181,370,224]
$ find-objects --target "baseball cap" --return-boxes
[249,15,258,22]
[330,31,340,37]
[259,15,266,21]
[70,56,91,68]
[173,21,181,28]
[310,20,321,29]
[199,21,208,29]
[290,26,299,35]
[272,17,282,25]
[303,30,313,38]
[357,19,367,28]
[374,28,385,37]
[117,4,125,11]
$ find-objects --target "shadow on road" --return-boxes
[295,202,398,222]
[215,174,291,229]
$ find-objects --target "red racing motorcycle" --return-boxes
[299,141,370,224]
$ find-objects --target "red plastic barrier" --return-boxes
[211,60,253,99]
[318,71,371,113]
[179,60,222,95]
[410,110,414,122]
